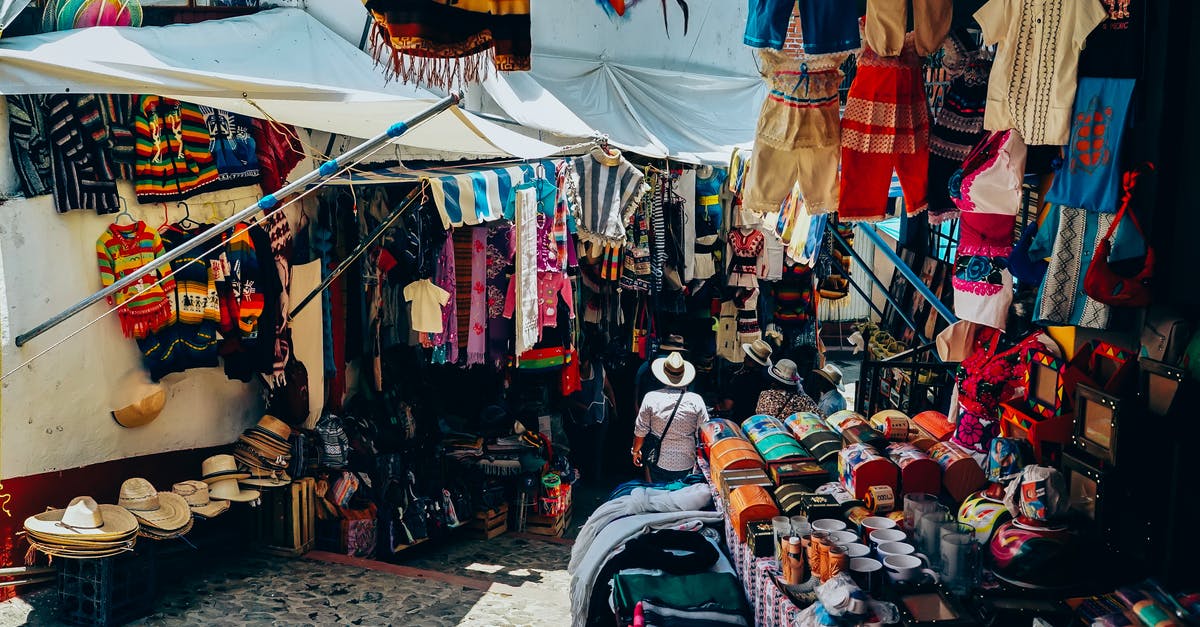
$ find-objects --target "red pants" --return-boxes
[838,36,929,222]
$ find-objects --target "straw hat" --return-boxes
[110,369,166,429]
[769,359,800,386]
[172,480,229,519]
[812,364,847,393]
[240,467,292,489]
[117,478,192,531]
[742,339,773,367]
[209,477,260,503]
[651,352,695,388]
[24,496,139,539]
[658,334,688,354]
[251,415,292,445]
[201,454,250,484]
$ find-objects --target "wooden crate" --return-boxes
[251,477,316,557]
[524,491,573,538]
[468,504,508,540]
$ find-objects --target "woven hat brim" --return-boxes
[651,358,696,388]
[126,493,191,531]
[209,482,260,502]
[139,516,193,540]
[29,543,135,559]
[189,500,229,519]
[201,470,251,484]
[239,476,291,488]
[26,529,136,548]
[24,504,139,538]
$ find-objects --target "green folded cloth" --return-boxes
[612,571,748,617]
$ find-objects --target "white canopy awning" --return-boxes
[0,8,558,160]
[483,55,766,165]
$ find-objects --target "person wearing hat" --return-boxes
[632,334,690,414]
[631,352,708,483]
[718,338,774,422]
[808,363,848,418]
[755,359,819,419]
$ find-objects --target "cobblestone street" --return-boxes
[0,532,577,627]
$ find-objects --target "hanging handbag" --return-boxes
[631,299,654,359]
[1083,165,1155,307]
[641,391,685,469]
[950,130,1028,216]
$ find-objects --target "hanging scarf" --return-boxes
[265,209,294,387]
[467,227,489,365]
[428,233,458,363]
[513,186,540,355]
[364,0,531,91]
[486,223,514,367]
[453,228,475,357]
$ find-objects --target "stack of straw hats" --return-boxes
[24,496,139,558]
[201,454,261,503]
[233,415,293,488]
[172,480,229,519]
[118,478,193,540]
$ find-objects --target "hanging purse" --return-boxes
[950,130,1028,216]
[631,298,654,359]
[1083,164,1155,307]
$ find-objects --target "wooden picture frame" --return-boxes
[1072,384,1122,466]
[1139,356,1186,417]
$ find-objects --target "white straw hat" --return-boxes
[651,351,696,388]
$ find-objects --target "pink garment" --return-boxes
[953,130,1028,216]
[467,227,489,365]
[429,234,458,362]
[504,271,575,331]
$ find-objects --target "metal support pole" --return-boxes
[828,223,922,338]
[15,93,461,347]
[855,223,958,324]
[289,186,420,319]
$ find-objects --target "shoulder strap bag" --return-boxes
[1084,164,1155,307]
[642,391,685,470]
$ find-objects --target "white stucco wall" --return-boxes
[0,101,316,479]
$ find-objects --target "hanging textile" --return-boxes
[46,93,120,214]
[98,94,136,181]
[620,186,653,292]
[138,225,222,381]
[453,227,475,355]
[572,150,645,247]
[1043,77,1137,214]
[132,96,219,203]
[4,95,52,198]
[363,0,531,90]
[97,221,176,339]
[428,232,459,363]
[251,119,305,193]
[215,222,282,382]
[467,227,489,365]
[265,209,294,387]
[485,223,515,366]
[197,106,262,189]
[927,31,991,224]
[512,186,539,355]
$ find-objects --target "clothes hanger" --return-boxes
[158,202,176,232]
[113,197,135,226]
[177,201,200,230]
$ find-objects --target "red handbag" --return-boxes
[1084,164,1155,307]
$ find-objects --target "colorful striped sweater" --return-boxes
[97,221,176,339]
[137,226,222,380]
[132,95,220,202]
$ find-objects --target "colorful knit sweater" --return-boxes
[137,226,222,380]
[132,95,220,202]
[97,221,176,339]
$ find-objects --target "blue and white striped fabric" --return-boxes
[429,160,558,228]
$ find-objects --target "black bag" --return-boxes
[642,392,684,469]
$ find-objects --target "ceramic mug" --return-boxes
[876,540,920,560]
[884,554,939,583]
[812,518,847,533]
[868,528,907,549]
[842,542,871,559]
[861,516,897,539]
[830,530,860,546]
[849,557,884,593]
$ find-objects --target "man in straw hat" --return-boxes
[808,363,848,418]
[633,334,690,412]
[631,352,708,483]
[718,338,774,422]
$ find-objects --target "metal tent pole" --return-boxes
[15,93,461,347]
[288,186,421,319]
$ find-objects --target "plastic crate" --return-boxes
[56,544,156,626]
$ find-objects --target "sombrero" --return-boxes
[117,478,192,532]
[651,352,696,388]
[24,496,139,539]
[201,454,250,484]
[209,477,260,503]
[110,369,166,429]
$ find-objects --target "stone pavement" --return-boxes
[0,529,579,627]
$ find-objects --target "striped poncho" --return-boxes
[97,221,176,339]
[572,151,645,246]
[132,96,220,202]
